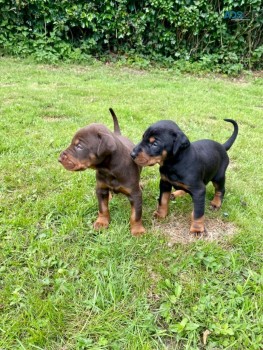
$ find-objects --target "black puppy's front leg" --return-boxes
[154,179,172,219]
[128,189,145,236]
[94,184,110,230]
[190,186,206,234]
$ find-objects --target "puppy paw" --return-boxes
[153,210,167,219]
[190,229,207,237]
[93,217,109,230]
[190,219,206,236]
[210,192,222,210]
[210,201,221,211]
[131,224,146,236]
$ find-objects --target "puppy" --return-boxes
[131,119,238,234]
[59,109,145,236]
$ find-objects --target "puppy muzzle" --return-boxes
[59,151,85,171]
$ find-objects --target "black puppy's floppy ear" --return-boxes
[97,132,117,157]
[172,131,190,156]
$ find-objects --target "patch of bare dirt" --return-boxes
[153,214,236,245]
[252,70,263,78]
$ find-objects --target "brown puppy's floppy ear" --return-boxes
[97,132,117,157]
[172,132,190,156]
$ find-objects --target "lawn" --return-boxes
[0,57,262,349]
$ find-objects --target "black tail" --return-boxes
[223,119,238,151]
[109,108,121,135]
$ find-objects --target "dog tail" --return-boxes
[109,108,121,135]
[223,119,238,151]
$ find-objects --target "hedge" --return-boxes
[0,0,262,71]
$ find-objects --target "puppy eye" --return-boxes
[152,141,158,147]
[76,143,83,150]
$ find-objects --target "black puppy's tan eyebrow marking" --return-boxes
[149,137,156,143]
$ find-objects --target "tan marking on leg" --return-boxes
[94,195,110,230]
[210,191,222,209]
[154,192,170,219]
[190,212,205,234]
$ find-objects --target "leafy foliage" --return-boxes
[0,0,262,71]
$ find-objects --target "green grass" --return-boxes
[0,57,262,349]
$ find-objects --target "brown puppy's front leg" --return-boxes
[190,188,206,234]
[128,190,145,236]
[94,185,110,230]
[154,179,172,219]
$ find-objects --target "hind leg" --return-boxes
[210,176,226,210]
[128,189,145,236]
[210,157,229,210]
[154,179,172,219]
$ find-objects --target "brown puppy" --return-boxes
[59,109,145,236]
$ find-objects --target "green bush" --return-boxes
[0,0,262,71]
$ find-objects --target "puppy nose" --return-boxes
[130,151,136,160]
[58,151,67,163]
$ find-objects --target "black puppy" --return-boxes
[131,119,238,234]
